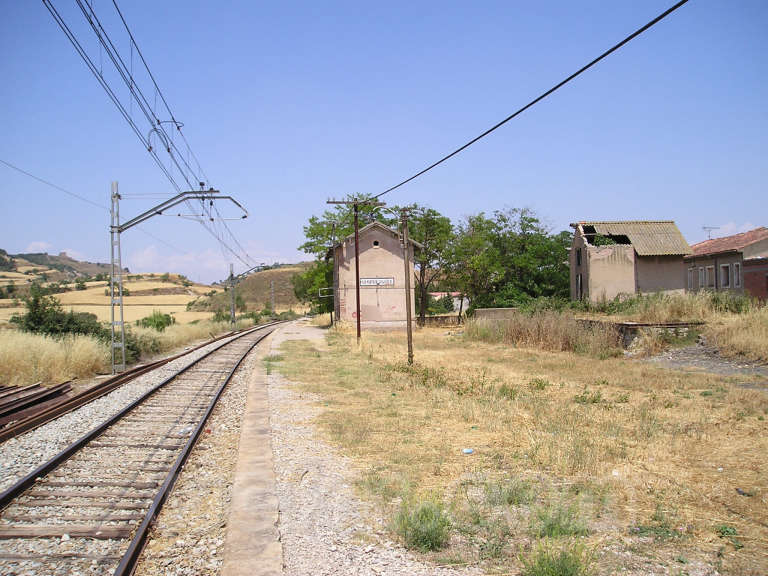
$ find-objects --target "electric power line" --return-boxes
[43,0,256,268]
[1,157,184,255]
[372,0,690,199]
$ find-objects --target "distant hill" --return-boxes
[190,263,312,313]
[0,250,112,282]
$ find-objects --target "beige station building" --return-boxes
[569,220,691,302]
[329,221,420,327]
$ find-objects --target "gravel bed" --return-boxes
[267,333,479,576]
[0,333,244,493]
[0,537,124,576]
[639,343,768,385]
[131,340,260,576]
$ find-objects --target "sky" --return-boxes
[1,0,766,283]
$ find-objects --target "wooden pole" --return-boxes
[353,202,361,342]
[401,210,414,365]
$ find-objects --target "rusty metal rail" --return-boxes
[0,327,253,443]
[0,320,284,575]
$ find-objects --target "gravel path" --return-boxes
[132,342,262,576]
[268,323,478,576]
[640,343,768,386]
[0,332,245,493]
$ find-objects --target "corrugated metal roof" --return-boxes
[575,221,691,256]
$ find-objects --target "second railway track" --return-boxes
[0,321,281,576]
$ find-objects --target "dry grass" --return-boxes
[129,318,254,358]
[464,313,622,359]
[580,291,757,323]
[274,325,768,574]
[0,329,109,385]
[704,307,768,363]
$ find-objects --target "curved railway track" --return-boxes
[0,321,282,575]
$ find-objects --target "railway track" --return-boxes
[0,321,281,576]
[0,327,247,444]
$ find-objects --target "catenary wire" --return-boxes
[43,0,255,269]
[372,0,690,199]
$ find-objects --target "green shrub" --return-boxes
[136,310,175,332]
[521,542,593,576]
[573,387,603,405]
[485,478,533,507]
[530,502,588,538]
[393,499,451,551]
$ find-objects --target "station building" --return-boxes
[329,221,421,327]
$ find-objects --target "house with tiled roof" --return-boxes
[569,221,691,302]
[684,227,768,300]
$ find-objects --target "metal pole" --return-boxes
[401,210,414,365]
[353,202,361,342]
[109,182,126,374]
[229,263,235,328]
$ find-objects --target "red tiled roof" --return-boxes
[689,227,768,257]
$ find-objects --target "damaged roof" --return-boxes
[571,220,691,256]
[689,227,768,257]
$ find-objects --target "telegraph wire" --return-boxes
[0,158,106,210]
[1,157,191,256]
[43,0,256,269]
[372,0,690,199]
[109,0,211,186]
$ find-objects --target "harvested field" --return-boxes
[272,326,767,575]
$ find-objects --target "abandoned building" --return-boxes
[569,220,691,302]
[329,221,421,326]
[684,227,768,300]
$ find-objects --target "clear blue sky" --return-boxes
[1,0,766,283]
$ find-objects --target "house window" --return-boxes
[698,267,705,289]
[687,269,693,290]
[372,240,380,248]
[706,266,715,288]
[720,264,731,288]
[576,248,582,267]
[734,263,741,287]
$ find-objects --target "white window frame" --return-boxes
[734,263,741,287]
[720,264,731,288]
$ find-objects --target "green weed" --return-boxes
[393,499,451,551]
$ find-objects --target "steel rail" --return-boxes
[0,326,256,443]
[0,321,282,510]
[113,326,274,575]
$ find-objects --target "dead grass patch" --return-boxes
[0,329,109,385]
[274,327,768,574]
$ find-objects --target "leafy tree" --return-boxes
[299,194,398,258]
[291,260,333,314]
[408,206,453,323]
[446,208,570,312]
[447,213,505,310]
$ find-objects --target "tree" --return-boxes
[291,260,333,314]
[447,213,505,310]
[445,208,570,312]
[408,206,453,323]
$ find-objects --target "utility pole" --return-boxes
[109,182,126,374]
[326,198,385,342]
[108,186,248,374]
[229,263,236,328]
[401,209,414,365]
